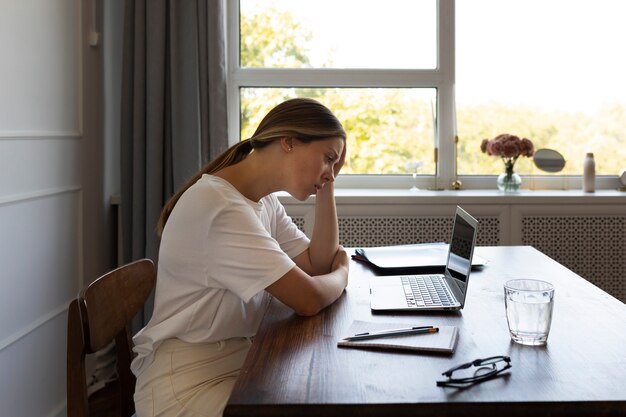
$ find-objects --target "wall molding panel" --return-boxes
[0,191,81,343]
[0,132,81,139]
[0,308,69,417]
[0,302,70,352]
[0,136,82,199]
[0,1,83,416]
[0,185,81,207]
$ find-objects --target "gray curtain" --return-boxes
[120,0,228,326]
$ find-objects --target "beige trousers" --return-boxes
[134,337,252,417]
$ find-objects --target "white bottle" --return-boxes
[583,152,595,192]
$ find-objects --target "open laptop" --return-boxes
[369,206,478,311]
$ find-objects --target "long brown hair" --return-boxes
[156,97,346,235]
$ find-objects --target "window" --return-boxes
[456,0,626,183]
[228,1,623,189]
[229,0,449,188]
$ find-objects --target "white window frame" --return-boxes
[226,0,619,191]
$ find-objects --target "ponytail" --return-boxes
[156,139,253,235]
[156,97,346,236]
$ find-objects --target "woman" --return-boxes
[131,98,349,417]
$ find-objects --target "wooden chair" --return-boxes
[67,259,156,417]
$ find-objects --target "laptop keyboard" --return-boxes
[401,275,455,307]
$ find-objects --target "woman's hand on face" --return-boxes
[333,142,347,178]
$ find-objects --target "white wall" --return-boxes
[0,1,82,416]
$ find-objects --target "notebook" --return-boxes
[354,242,487,274]
[338,320,459,354]
[369,206,478,311]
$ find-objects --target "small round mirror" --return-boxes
[533,149,566,173]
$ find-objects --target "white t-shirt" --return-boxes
[131,175,310,376]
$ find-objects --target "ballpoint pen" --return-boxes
[342,326,439,342]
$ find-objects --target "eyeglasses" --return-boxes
[437,355,512,387]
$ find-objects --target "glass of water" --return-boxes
[504,279,555,346]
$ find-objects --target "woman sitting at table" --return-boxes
[131,97,350,417]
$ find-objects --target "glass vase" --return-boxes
[497,169,522,193]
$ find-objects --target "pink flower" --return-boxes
[480,139,489,153]
[520,138,534,157]
[480,134,534,159]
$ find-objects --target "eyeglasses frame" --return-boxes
[436,355,512,387]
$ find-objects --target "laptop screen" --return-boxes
[445,208,477,293]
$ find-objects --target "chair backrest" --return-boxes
[67,258,156,417]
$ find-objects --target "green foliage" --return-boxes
[241,87,436,175]
[458,102,626,175]
[240,6,312,68]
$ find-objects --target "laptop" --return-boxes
[369,206,478,311]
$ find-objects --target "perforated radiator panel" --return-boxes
[291,217,306,233]
[290,216,500,247]
[521,216,626,303]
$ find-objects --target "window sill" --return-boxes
[277,188,626,206]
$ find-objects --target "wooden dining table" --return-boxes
[224,246,626,417]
